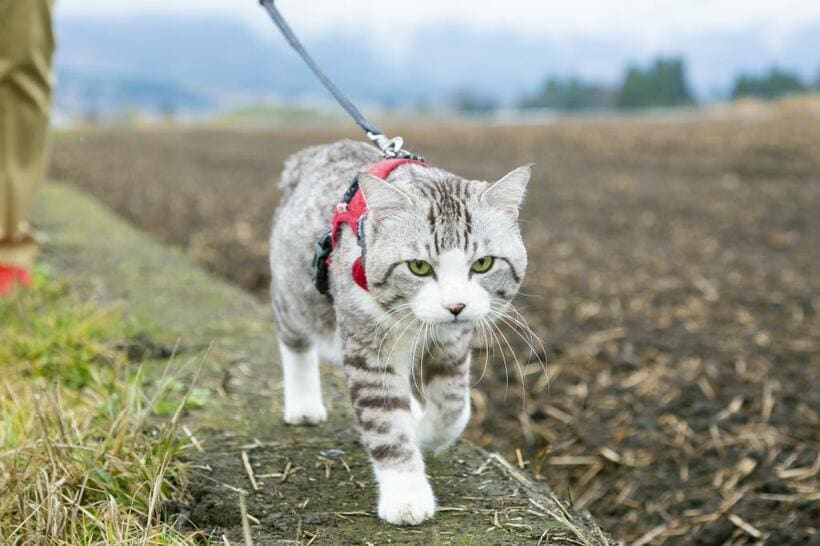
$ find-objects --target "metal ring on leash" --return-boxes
[367,133,417,159]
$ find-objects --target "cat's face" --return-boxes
[359,164,530,329]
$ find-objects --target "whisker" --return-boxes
[494,313,546,362]
[488,318,528,411]
[491,303,550,386]
[419,321,433,399]
[429,322,444,350]
[505,303,548,349]
[376,310,413,362]
[408,319,426,399]
[380,313,417,402]
[374,303,413,332]
[514,290,543,300]
[483,315,510,400]
[488,302,547,361]
[383,313,417,366]
[492,314,547,380]
[472,318,491,387]
[375,311,414,399]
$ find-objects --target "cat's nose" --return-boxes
[445,303,466,316]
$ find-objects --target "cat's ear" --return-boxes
[358,173,412,215]
[481,164,532,216]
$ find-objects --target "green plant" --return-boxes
[0,273,202,545]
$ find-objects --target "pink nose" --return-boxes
[445,303,466,316]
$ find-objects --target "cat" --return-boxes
[269,139,530,525]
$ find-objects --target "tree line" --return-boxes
[454,58,819,113]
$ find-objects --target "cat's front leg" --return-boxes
[343,354,435,525]
[416,348,471,453]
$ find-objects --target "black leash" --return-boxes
[259,0,420,160]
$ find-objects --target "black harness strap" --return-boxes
[309,174,361,299]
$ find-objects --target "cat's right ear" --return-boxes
[480,164,532,217]
[358,173,412,216]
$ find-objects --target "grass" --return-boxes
[0,271,203,545]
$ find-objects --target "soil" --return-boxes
[35,183,609,546]
[50,118,820,544]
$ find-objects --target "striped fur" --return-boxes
[269,140,529,525]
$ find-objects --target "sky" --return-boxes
[53,0,820,109]
[57,0,820,55]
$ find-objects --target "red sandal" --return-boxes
[0,264,31,296]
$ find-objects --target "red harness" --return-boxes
[311,158,427,297]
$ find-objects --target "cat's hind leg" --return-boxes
[279,339,327,425]
[271,285,330,425]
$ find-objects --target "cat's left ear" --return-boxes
[481,164,532,216]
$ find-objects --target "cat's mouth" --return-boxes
[433,318,476,329]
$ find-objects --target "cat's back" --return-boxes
[278,139,382,206]
[271,139,382,266]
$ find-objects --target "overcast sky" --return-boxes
[58,0,820,51]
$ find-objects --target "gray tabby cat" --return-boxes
[269,140,530,525]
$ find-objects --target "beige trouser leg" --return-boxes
[0,0,55,267]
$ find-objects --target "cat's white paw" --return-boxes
[376,470,436,525]
[279,342,326,425]
[283,402,327,426]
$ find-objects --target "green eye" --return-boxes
[408,260,433,276]
[471,256,494,274]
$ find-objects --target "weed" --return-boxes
[0,273,201,545]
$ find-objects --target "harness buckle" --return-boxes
[310,228,333,298]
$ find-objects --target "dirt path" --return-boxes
[34,183,609,545]
[49,119,820,543]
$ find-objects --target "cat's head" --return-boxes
[359,163,530,329]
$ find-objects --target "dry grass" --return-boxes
[0,272,201,545]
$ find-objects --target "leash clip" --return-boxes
[367,132,419,160]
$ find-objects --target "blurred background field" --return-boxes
[45,1,819,544]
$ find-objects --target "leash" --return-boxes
[259,0,421,160]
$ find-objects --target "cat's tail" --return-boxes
[278,143,329,199]
[278,152,304,199]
